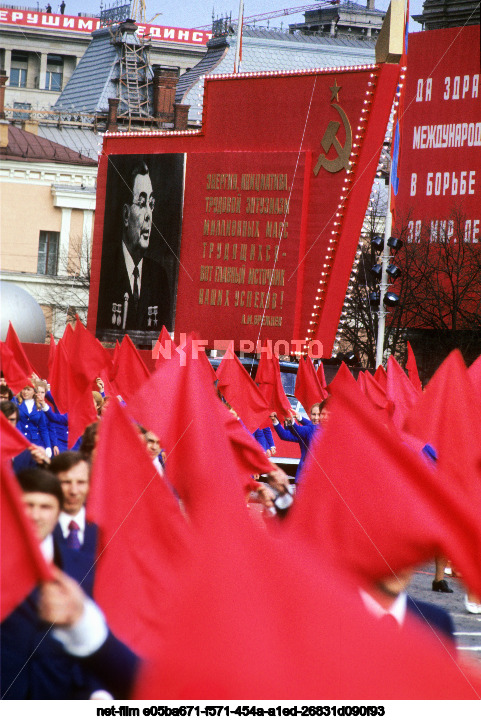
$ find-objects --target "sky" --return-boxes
[53,0,426,32]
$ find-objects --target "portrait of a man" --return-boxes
[96,154,184,342]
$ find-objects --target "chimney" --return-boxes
[22,119,39,135]
[107,97,120,132]
[367,0,375,9]
[153,67,179,123]
[174,103,190,131]
[0,70,7,120]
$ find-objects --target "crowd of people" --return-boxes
[1,335,481,700]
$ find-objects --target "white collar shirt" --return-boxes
[58,507,86,546]
[122,242,143,296]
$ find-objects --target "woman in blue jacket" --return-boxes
[14,381,52,454]
[270,399,330,482]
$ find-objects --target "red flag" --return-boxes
[386,354,420,429]
[0,413,31,460]
[126,336,251,521]
[69,316,111,382]
[406,341,422,392]
[216,343,270,432]
[5,322,36,378]
[255,353,292,422]
[87,399,191,657]
[374,363,387,389]
[153,326,176,369]
[294,356,327,412]
[110,334,150,402]
[133,389,481,701]
[0,341,30,394]
[316,360,328,394]
[361,370,395,423]
[468,353,481,404]
[47,338,71,414]
[68,385,97,448]
[327,361,357,395]
[1,461,53,621]
[47,333,56,382]
[288,374,481,599]
[403,350,481,493]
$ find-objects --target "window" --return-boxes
[45,70,62,91]
[45,54,63,91]
[10,67,27,88]
[13,102,31,119]
[37,231,59,275]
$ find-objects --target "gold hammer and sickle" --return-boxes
[313,104,352,176]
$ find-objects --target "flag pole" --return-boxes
[375,180,392,369]
[234,0,244,73]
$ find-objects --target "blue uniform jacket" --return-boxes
[14,399,51,449]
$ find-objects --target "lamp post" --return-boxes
[375,182,392,369]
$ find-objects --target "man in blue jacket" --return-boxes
[1,468,138,699]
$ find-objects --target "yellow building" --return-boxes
[0,121,97,337]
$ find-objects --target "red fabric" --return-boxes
[403,350,481,495]
[288,374,481,599]
[406,341,423,392]
[110,334,150,402]
[223,410,274,478]
[0,413,32,460]
[5,323,36,378]
[361,370,395,423]
[47,338,71,414]
[1,461,53,621]
[0,342,30,394]
[374,364,387,390]
[68,385,98,449]
[133,391,481,700]
[126,336,251,523]
[216,343,270,433]
[255,353,292,422]
[468,353,481,404]
[87,399,191,658]
[153,326,176,369]
[386,354,421,429]
[327,361,357,395]
[69,317,112,383]
[47,334,56,382]
[294,356,327,411]
[316,360,328,393]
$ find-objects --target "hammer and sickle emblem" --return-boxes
[314,103,352,176]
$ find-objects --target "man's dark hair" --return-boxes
[16,467,63,507]
[1,400,19,420]
[50,451,90,476]
[126,160,150,203]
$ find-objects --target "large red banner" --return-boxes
[88,63,399,354]
[396,25,480,242]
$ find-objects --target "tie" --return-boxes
[66,520,81,550]
[133,265,140,310]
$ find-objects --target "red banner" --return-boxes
[88,63,399,354]
[396,25,480,242]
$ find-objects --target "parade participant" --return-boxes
[50,451,98,596]
[14,381,52,455]
[1,400,50,471]
[360,568,455,642]
[34,380,60,456]
[270,399,330,482]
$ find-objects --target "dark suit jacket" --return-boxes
[1,538,99,699]
[53,520,98,597]
[96,249,171,332]
[406,596,455,641]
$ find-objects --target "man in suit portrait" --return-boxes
[96,157,179,337]
[50,451,97,597]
